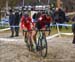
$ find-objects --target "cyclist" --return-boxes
[36,12,47,30]
[20,12,32,35]
[31,12,41,50]
[31,12,46,50]
[20,12,34,51]
[34,11,47,50]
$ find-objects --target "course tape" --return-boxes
[0,23,72,27]
[0,28,10,32]
[50,23,72,26]
[0,33,59,42]
[10,26,20,28]
[61,33,73,35]
[56,23,72,26]
[0,23,72,32]
[8,23,72,27]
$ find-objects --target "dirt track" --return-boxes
[0,37,75,62]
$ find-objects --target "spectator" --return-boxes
[54,8,68,30]
[72,16,75,22]
[9,9,15,37]
[72,16,75,44]
[20,12,22,19]
[14,11,20,36]
[54,8,59,23]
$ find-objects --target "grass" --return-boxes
[50,26,72,33]
[0,27,8,29]
[0,24,9,29]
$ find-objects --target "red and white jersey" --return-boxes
[37,14,47,28]
[20,15,34,30]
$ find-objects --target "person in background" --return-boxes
[32,13,37,28]
[9,9,15,37]
[54,8,68,30]
[46,13,52,35]
[72,16,75,44]
[54,8,59,24]
[14,11,20,36]
[32,13,37,23]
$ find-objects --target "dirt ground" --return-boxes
[0,36,75,62]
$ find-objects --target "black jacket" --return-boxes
[14,12,20,25]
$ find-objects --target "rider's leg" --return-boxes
[42,28,46,36]
[24,32,28,43]
[32,30,38,49]
[31,31,37,50]
[28,31,35,51]
[23,27,28,44]
[22,27,26,36]
[33,31,37,42]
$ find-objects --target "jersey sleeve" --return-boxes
[20,16,25,29]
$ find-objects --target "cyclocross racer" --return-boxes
[20,12,34,51]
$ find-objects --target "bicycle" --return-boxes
[23,29,48,57]
[36,29,48,57]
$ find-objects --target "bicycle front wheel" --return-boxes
[38,36,47,57]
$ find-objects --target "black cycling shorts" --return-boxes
[36,22,42,29]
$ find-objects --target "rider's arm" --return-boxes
[20,16,25,30]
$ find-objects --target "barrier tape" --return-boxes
[0,33,59,42]
[56,23,72,26]
[61,33,73,35]
[50,23,72,26]
[0,22,72,27]
[0,23,72,32]
[10,26,20,28]
[0,28,10,32]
